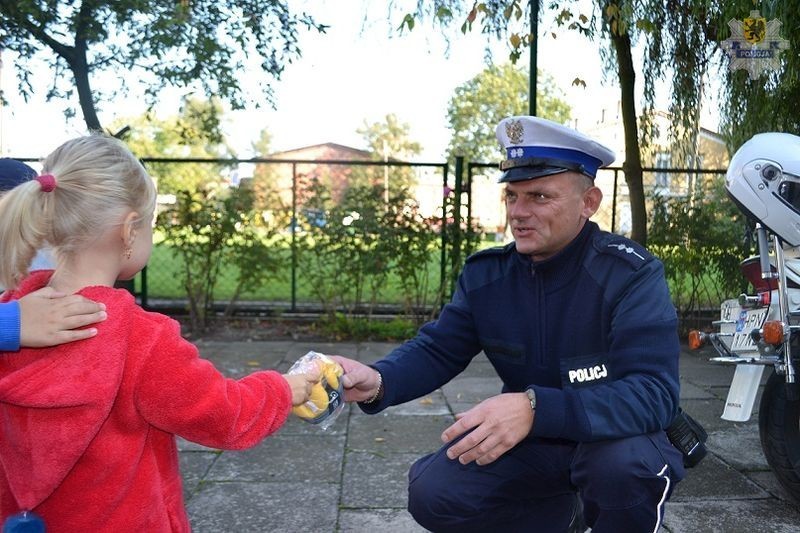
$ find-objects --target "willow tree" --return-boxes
[395,1,716,245]
[0,1,326,132]
[598,0,715,244]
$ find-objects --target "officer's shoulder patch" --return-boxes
[592,233,652,269]
[465,243,513,263]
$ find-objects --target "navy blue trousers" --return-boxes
[407,431,685,533]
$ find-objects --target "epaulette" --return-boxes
[592,232,652,269]
[465,242,514,263]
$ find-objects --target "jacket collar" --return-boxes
[512,221,597,282]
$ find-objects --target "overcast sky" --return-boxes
[0,0,719,161]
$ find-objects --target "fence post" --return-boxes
[451,157,464,294]
[440,164,449,304]
[466,163,473,236]
[291,162,297,313]
[140,266,148,309]
[611,168,619,234]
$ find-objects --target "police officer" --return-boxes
[334,116,685,532]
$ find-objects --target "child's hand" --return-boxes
[283,370,321,406]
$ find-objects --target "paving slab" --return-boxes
[663,499,800,533]
[341,451,421,508]
[338,509,428,532]
[747,470,796,502]
[179,450,218,500]
[374,391,451,416]
[188,481,339,533]
[677,398,732,433]
[670,454,768,501]
[440,375,504,406]
[355,342,404,363]
[347,413,451,454]
[679,381,716,400]
[194,340,286,377]
[178,340,800,532]
[206,434,345,483]
[707,424,771,471]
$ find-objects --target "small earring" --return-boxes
[123,247,132,260]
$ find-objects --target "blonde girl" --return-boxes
[0,134,316,532]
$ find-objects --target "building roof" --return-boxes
[268,142,373,160]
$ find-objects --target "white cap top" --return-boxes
[495,116,616,182]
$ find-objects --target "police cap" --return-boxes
[495,116,615,183]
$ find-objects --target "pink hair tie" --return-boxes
[36,174,57,192]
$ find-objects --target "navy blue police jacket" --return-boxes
[363,221,680,442]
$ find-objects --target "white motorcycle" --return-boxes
[689,132,800,504]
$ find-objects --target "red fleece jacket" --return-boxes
[0,272,293,532]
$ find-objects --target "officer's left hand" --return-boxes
[441,392,534,466]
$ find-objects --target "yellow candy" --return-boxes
[292,381,330,420]
[309,382,329,411]
[323,363,342,390]
[292,403,316,419]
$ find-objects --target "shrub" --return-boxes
[648,178,752,323]
[157,183,285,332]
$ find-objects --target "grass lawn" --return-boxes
[141,240,448,307]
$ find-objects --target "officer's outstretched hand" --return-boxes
[441,392,534,466]
[328,355,381,403]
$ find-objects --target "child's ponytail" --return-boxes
[0,177,53,289]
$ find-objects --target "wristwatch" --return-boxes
[525,387,536,411]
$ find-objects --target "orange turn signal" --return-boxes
[688,330,705,350]
[761,320,785,345]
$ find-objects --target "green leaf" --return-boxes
[435,6,452,21]
[398,13,415,32]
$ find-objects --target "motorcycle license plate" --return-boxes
[724,306,768,352]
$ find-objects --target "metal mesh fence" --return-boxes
[10,154,730,321]
[134,158,730,316]
[138,157,455,317]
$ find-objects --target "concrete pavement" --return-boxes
[178,339,800,532]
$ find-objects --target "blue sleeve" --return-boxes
[361,273,482,413]
[532,259,680,441]
[0,301,21,352]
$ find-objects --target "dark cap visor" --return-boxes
[499,166,569,183]
[498,156,595,183]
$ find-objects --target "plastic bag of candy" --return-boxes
[288,351,345,430]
